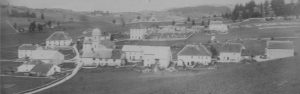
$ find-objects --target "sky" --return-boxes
[7,0,294,12]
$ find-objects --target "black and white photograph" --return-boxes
[1,0,300,94]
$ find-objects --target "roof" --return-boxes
[19,44,39,50]
[31,50,63,60]
[122,45,171,59]
[267,41,294,49]
[92,28,102,36]
[240,40,266,56]
[210,21,224,25]
[177,44,211,56]
[131,23,147,29]
[31,63,54,74]
[217,43,244,53]
[27,60,44,65]
[81,50,112,58]
[46,31,72,41]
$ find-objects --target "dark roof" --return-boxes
[27,60,44,65]
[19,44,38,50]
[46,31,72,41]
[111,49,123,59]
[240,40,266,56]
[31,63,54,74]
[217,43,244,53]
[131,23,147,29]
[267,41,294,49]
[100,40,115,49]
[177,44,211,56]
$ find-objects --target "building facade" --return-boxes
[46,31,73,47]
[18,44,40,58]
[177,44,212,66]
[122,45,172,68]
[265,41,294,59]
[218,43,245,63]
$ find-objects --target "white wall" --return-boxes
[177,55,211,66]
[209,24,228,32]
[266,49,294,59]
[219,52,241,63]
[46,40,72,47]
[130,29,147,40]
[18,50,34,58]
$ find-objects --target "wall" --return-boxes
[177,55,211,66]
[219,52,241,63]
[266,49,294,59]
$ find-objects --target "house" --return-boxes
[81,49,124,67]
[46,31,73,47]
[265,41,294,59]
[18,44,40,58]
[177,44,212,66]
[208,21,228,33]
[122,45,172,68]
[130,24,148,40]
[17,60,43,72]
[217,43,245,63]
[30,50,64,65]
[30,63,61,77]
[131,15,159,23]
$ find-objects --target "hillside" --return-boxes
[168,5,231,18]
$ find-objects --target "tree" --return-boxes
[37,23,43,32]
[41,13,45,20]
[192,20,196,25]
[31,12,36,18]
[112,19,116,24]
[29,21,36,32]
[187,16,191,22]
[172,20,176,26]
[271,0,286,16]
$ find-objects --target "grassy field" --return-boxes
[39,55,300,94]
[0,76,54,94]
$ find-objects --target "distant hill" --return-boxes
[168,5,231,18]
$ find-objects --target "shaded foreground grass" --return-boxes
[40,56,300,94]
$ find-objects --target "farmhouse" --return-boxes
[46,31,73,47]
[265,41,294,59]
[122,45,172,68]
[18,44,41,58]
[30,63,61,77]
[81,49,124,67]
[217,43,245,63]
[130,24,148,40]
[177,44,212,66]
[30,50,64,65]
[17,60,43,72]
[208,21,228,33]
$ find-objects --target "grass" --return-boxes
[38,56,300,94]
[0,76,54,94]
[0,61,22,74]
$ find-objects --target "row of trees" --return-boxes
[224,0,300,20]
[9,9,46,20]
[10,10,37,18]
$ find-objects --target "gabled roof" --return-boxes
[31,63,54,74]
[217,43,244,53]
[46,31,72,41]
[81,50,112,58]
[131,23,147,29]
[19,44,39,50]
[177,44,211,56]
[31,50,63,60]
[267,41,294,49]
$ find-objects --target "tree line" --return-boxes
[223,0,300,21]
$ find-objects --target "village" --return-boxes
[1,0,300,94]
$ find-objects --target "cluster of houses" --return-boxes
[16,31,74,77]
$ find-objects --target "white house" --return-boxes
[18,44,40,58]
[130,24,147,40]
[81,49,124,67]
[30,63,61,77]
[177,44,212,66]
[265,41,294,59]
[217,43,245,63]
[122,45,172,68]
[208,21,228,33]
[30,50,64,65]
[46,31,73,47]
